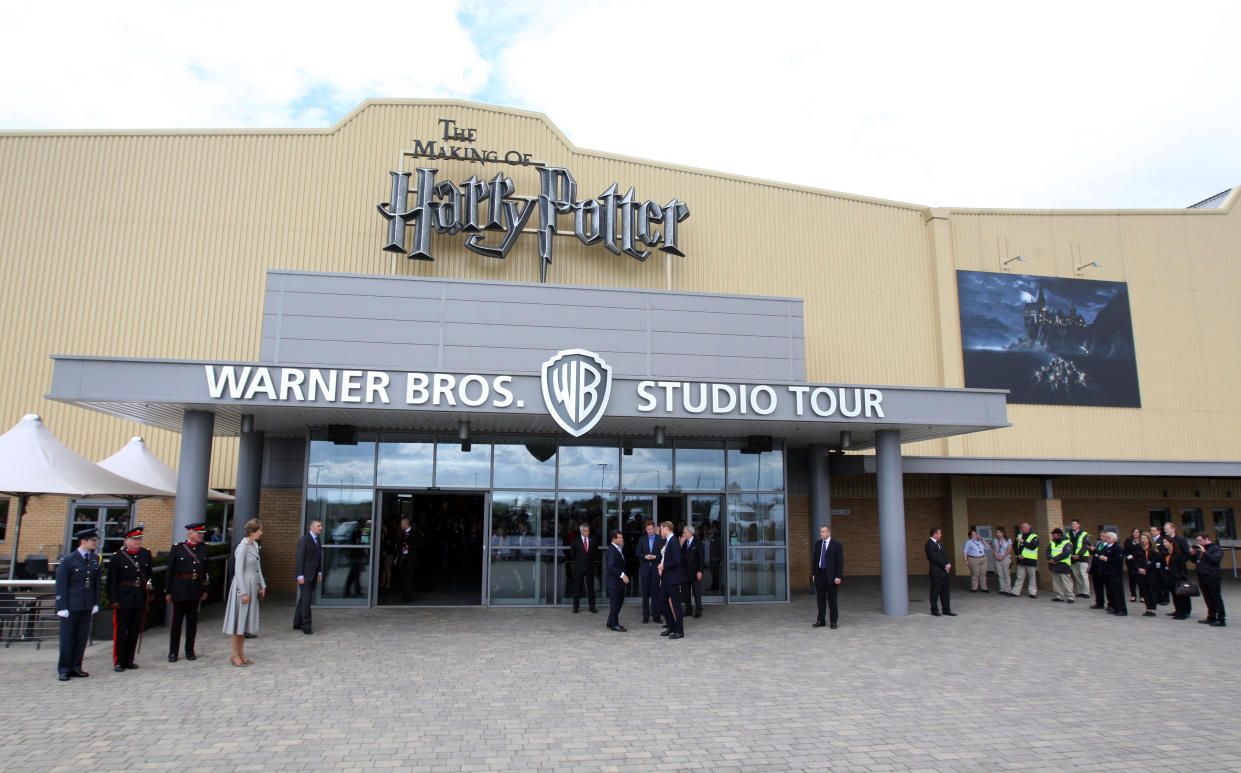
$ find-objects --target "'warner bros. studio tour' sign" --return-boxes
[377,117,691,282]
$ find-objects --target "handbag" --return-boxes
[1174,581,1200,597]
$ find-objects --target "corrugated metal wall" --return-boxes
[1,99,1238,486]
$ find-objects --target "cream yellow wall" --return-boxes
[0,99,1237,486]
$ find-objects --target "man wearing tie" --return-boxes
[657,521,686,639]
[637,520,662,624]
[54,528,102,681]
[681,525,705,619]
[569,523,597,614]
[605,530,629,631]
[926,527,956,616]
[294,519,324,634]
[810,525,844,628]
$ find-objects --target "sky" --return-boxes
[2,0,1238,210]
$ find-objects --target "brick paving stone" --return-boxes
[0,578,1238,771]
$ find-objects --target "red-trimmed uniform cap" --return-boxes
[185,523,206,532]
[124,527,144,539]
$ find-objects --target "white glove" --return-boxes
[91,605,99,614]
[57,610,69,618]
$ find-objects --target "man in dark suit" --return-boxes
[106,526,152,672]
[636,520,663,624]
[810,525,844,628]
[569,523,597,613]
[658,521,686,639]
[294,519,324,634]
[395,517,416,603]
[605,530,629,631]
[681,525,705,619]
[165,522,210,661]
[926,527,955,616]
[55,528,103,680]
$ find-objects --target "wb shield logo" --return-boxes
[541,349,613,437]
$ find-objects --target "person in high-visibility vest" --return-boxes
[1048,528,1075,603]
[1067,520,1092,599]
[1012,522,1040,598]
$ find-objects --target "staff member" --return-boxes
[657,521,685,639]
[166,522,210,662]
[54,528,102,681]
[1067,521,1092,599]
[636,520,662,625]
[963,528,989,593]
[604,531,629,632]
[1047,528,1074,603]
[810,525,844,628]
[1096,530,1127,616]
[106,526,152,672]
[681,525,705,619]
[926,528,955,616]
[1012,522,1039,599]
[1163,522,1193,620]
[294,519,324,634]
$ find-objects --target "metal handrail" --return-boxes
[0,579,57,649]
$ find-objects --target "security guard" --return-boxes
[166,522,210,662]
[1012,522,1040,598]
[106,525,153,672]
[1067,520,1092,599]
[55,527,103,681]
[1048,528,1075,603]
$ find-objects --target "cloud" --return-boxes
[0,1,488,129]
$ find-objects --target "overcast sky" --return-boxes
[2,0,1237,209]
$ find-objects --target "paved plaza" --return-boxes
[1,577,1238,772]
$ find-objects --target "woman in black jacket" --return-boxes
[1132,532,1162,616]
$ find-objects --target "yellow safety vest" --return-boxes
[1019,533,1040,562]
[1072,531,1089,556]
[1049,539,1072,566]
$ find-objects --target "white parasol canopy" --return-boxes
[0,414,170,577]
[98,436,234,502]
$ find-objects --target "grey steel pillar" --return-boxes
[233,415,264,544]
[807,444,831,537]
[875,429,909,616]
[172,410,215,540]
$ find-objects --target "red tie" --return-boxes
[583,537,588,551]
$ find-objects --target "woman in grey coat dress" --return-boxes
[223,519,266,666]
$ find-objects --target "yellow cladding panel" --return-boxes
[0,100,1238,484]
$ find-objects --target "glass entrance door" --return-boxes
[377,491,485,606]
[687,495,725,601]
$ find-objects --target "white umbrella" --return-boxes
[0,414,168,577]
[98,436,234,502]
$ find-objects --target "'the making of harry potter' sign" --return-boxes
[377,118,691,282]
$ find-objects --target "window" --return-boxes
[1148,509,1171,529]
[1213,508,1236,541]
[1180,508,1202,538]
[69,502,132,556]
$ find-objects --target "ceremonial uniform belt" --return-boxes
[173,572,198,579]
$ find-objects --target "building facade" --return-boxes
[1,100,1237,611]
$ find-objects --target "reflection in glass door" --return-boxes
[687,495,725,601]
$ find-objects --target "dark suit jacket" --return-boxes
[569,534,594,575]
[55,550,102,612]
[682,537,705,577]
[296,531,323,579]
[810,538,844,582]
[605,544,627,592]
[926,539,951,578]
[106,547,152,609]
[661,535,686,585]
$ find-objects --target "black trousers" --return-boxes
[113,605,144,666]
[397,558,416,603]
[639,563,660,620]
[814,570,839,624]
[682,576,702,615]
[1200,576,1225,621]
[1170,578,1193,617]
[606,585,624,628]
[168,600,200,655]
[661,582,683,634]
[929,575,951,613]
[1103,574,1127,614]
[294,578,317,628]
[571,569,596,610]
[1091,572,1107,606]
[1139,581,1158,611]
[58,610,91,675]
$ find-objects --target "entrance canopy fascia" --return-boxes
[47,355,1009,449]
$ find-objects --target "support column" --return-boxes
[875,430,909,616]
[173,410,215,539]
[1033,494,1063,589]
[233,415,265,545]
[807,444,831,536]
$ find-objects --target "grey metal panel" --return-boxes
[276,340,442,369]
[442,281,647,308]
[279,316,441,346]
[648,309,793,337]
[438,347,650,376]
[648,354,803,381]
[443,323,646,354]
[885,456,1241,477]
[277,292,444,322]
[651,331,791,358]
[645,292,792,314]
[280,272,444,300]
[443,300,646,330]
[261,315,279,340]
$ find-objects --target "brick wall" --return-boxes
[11,495,71,558]
[789,495,809,583]
[824,497,948,576]
[133,497,175,552]
[256,488,304,592]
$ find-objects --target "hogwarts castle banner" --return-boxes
[956,271,1141,407]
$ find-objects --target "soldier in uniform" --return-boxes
[166,522,210,662]
[106,526,153,672]
[55,527,103,681]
